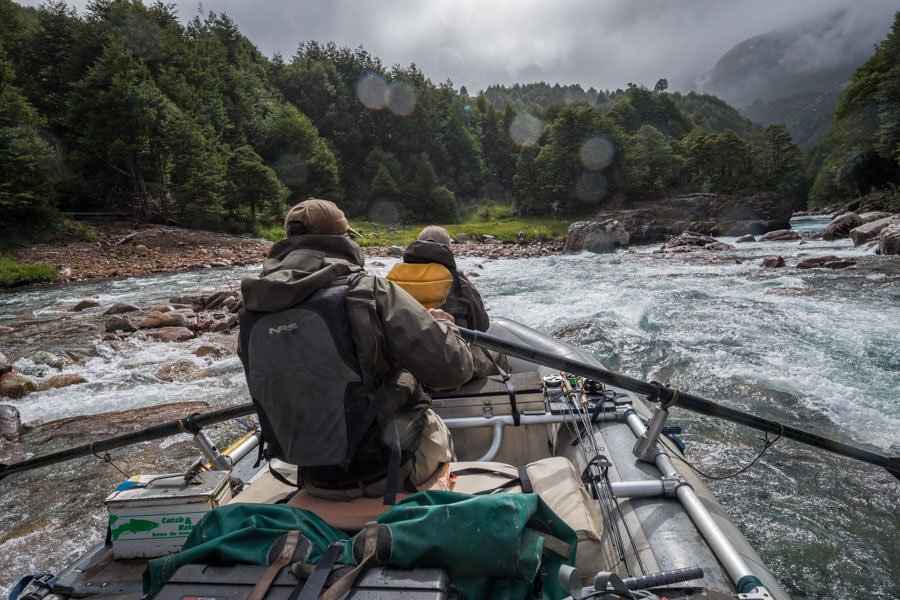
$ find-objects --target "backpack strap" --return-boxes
[297,539,347,600]
[247,530,303,600]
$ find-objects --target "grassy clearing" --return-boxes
[256,216,572,247]
[0,255,58,287]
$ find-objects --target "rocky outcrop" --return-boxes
[565,191,792,251]
[823,212,864,240]
[564,220,630,253]
[851,216,899,247]
[878,222,900,255]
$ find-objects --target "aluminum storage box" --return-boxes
[431,371,552,464]
[104,470,232,559]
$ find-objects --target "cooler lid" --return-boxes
[105,470,230,505]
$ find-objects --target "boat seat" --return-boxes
[229,463,453,532]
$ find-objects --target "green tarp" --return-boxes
[144,490,577,600]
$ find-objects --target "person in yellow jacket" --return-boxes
[390,225,490,331]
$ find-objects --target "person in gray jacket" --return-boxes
[238,199,473,502]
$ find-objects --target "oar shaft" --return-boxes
[0,403,256,481]
[458,327,898,475]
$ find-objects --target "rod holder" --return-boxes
[192,430,232,471]
[633,405,669,463]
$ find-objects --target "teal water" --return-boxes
[0,218,897,599]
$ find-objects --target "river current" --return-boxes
[1,217,898,599]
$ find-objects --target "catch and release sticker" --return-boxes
[109,513,205,540]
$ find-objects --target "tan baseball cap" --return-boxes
[417,225,452,246]
[283,198,361,238]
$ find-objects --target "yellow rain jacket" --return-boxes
[385,262,454,309]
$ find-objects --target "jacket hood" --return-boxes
[402,239,457,272]
[241,235,365,312]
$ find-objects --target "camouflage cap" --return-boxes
[284,198,361,238]
[417,225,452,246]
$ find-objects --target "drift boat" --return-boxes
[7,318,804,600]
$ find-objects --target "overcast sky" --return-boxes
[16,0,898,93]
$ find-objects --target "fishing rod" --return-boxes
[458,327,900,481]
[0,402,257,482]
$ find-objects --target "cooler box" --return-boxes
[430,371,551,464]
[156,564,451,600]
[104,470,233,559]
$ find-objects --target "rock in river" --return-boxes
[0,372,36,399]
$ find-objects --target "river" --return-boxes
[1,217,898,599]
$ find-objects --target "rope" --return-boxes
[90,443,131,478]
[674,425,783,481]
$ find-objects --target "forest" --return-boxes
[0,0,897,244]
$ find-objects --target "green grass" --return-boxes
[256,217,572,247]
[0,255,58,287]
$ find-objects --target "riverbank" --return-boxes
[5,222,564,286]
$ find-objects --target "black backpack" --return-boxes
[238,275,416,503]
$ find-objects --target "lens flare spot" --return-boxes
[387,81,417,116]
[575,171,608,205]
[580,136,615,170]
[356,73,387,110]
[274,153,308,187]
[509,113,543,147]
[368,199,401,224]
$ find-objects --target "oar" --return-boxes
[0,402,256,482]
[458,327,900,480]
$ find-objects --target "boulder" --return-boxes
[659,231,718,250]
[858,211,892,224]
[38,374,88,391]
[29,351,71,371]
[0,404,21,442]
[0,351,10,376]
[564,220,630,254]
[216,248,236,260]
[138,310,188,329]
[761,256,785,268]
[156,359,208,382]
[103,302,140,315]
[105,315,136,333]
[147,327,195,342]
[210,314,239,332]
[878,222,900,255]
[703,241,734,251]
[387,246,403,257]
[456,233,474,243]
[735,234,756,243]
[0,372,36,399]
[69,299,101,312]
[823,212,864,241]
[850,216,898,247]
[760,229,800,241]
[796,256,856,269]
[194,345,225,359]
[481,234,501,245]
